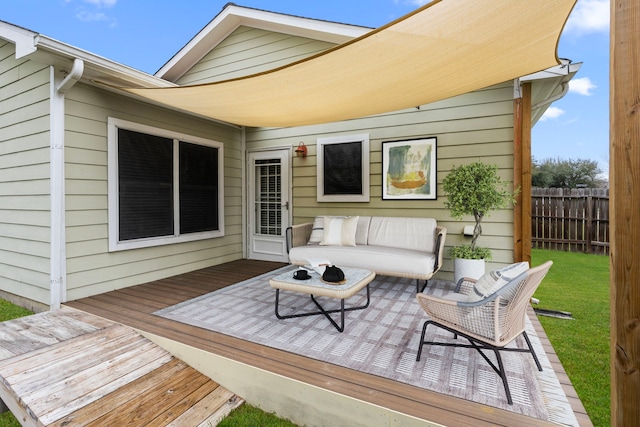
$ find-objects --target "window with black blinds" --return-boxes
[117,128,219,242]
[118,129,174,241]
[179,141,219,233]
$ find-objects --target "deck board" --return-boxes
[0,307,243,427]
[64,259,593,427]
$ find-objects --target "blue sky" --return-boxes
[0,0,609,177]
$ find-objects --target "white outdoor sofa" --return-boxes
[286,216,447,293]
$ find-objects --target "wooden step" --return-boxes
[0,307,243,426]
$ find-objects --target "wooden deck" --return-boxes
[0,307,243,426]
[64,259,593,427]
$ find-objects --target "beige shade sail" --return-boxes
[122,0,577,128]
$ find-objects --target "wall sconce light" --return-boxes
[295,142,307,158]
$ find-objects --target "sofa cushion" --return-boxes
[289,244,436,280]
[355,216,371,245]
[308,216,371,245]
[368,217,437,253]
[307,216,325,245]
[320,216,359,246]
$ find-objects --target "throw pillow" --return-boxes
[320,216,359,246]
[307,216,326,245]
[466,262,530,302]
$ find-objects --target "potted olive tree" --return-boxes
[442,161,518,283]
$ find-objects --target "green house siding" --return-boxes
[246,82,517,278]
[62,83,244,301]
[1,11,525,305]
[177,26,336,85]
[0,40,52,307]
[173,24,521,276]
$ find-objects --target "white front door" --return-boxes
[248,149,291,262]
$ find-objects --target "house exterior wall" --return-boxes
[177,25,519,278]
[61,82,244,301]
[246,82,517,277]
[0,18,520,305]
[0,41,52,309]
[176,26,336,85]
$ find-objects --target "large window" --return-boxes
[317,134,370,202]
[108,118,224,251]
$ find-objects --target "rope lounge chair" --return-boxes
[415,261,553,404]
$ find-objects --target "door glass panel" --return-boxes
[255,159,282,236]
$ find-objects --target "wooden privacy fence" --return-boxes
[531,188,610,255]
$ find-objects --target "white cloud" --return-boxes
[71,0,117,25]
[540,107,565,121]
[82,0,117,7]
[76,10,109,22]
[569,77,597,96]
[565,0,610,34]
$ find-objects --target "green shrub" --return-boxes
[443,161,517,258]
[449,244,492,260]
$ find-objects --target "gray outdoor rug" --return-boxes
[154,266,577,425]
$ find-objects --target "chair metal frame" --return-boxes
[415,261,553,404]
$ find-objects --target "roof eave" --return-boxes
[155,3,371,83]
[0,21,175,89]
[525,61,583,125]
[1,22,244,127]
[34,34,176,89]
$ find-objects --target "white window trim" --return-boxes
[317,134,370,202]
[108,117,224,252]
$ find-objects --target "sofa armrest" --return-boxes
[433,226,447,273]
[286,222,313,253]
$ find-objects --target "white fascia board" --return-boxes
[2,22,237,129]
[520,60,582,82]
[35,37,243,128]
[0,21,173,88]
[514,60,582,98]
[156,4,371,82]
[0,22,37,58]
[31,37,241,126]
[235,6,371,43]
[34,35,175,88]
[523,61,582,125]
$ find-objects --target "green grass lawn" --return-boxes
[0,300,32,427]
[531,248,610,427]
[217,404,298,427]
[0,251,611,426]
[0,300,32,322]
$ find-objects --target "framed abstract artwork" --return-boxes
[382,137,437,200]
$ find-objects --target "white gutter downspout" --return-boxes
[49,58,83,310]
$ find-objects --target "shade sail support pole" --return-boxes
[610,0,640,424]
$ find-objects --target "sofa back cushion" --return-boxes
[320,216,359,246]
[308,216,371,245]
[367,217,437,252]
[355,216,371,245]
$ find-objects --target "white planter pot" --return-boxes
[454,258,486,285]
